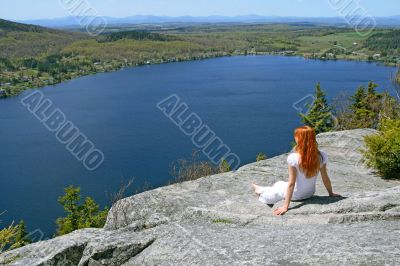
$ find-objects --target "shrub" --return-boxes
[363,119,400,179]
[0,223,17,253]
[170,150,227,184]
[219,159,231,173]
[256,152,267,161]
[379,93,400,121]
[0,220,31,253]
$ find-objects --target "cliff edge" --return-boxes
[1,129,399,265]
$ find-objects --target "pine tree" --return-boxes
[10,220,31,249]
[350,86,367,112]
[367,81,378,97]
[56,186,81,235]
[81,197,99,228]
[300,83,335,134]
[56,186,109,236]
[349,82,383,128]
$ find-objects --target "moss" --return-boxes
[1,254,23,265]
[211,218,233,224]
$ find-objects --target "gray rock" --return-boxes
[1,129,399,265]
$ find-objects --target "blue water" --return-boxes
[0,55,396,236]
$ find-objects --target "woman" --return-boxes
[252,126,340,216]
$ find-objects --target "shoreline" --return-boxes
[0,52,398,100]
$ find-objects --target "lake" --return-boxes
[0,55,396,237]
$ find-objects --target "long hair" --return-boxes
[294,126,320,178]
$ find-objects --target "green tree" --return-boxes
[81,197,108,229]
[300,83,335,134]
[350,86,367,111]
[10,220,31,249]
[56,186,81,235]
[349,82,383,129]
[56,186,108,236]
[81,197,98,228]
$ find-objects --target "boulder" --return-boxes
[1,129,399,265]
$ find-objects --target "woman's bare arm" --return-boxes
[320,164,340,196]
[273,165,297,216]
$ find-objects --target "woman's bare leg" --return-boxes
[252,183,264,196]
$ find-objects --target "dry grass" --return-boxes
[170,150,228,184]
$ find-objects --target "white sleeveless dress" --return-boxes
[258,151,328,205]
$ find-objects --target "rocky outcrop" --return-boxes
[1,129,399,265]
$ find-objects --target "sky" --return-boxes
[0,0,399,20]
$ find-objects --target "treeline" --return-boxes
[364,30,400,52]
[99,30,177,42]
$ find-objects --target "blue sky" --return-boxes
[1,0,399,20]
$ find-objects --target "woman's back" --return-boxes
[286,151,328,200]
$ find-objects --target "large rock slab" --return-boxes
[1,129,399,265]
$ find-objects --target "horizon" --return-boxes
[14,13,400,21]
[1,0,400,21]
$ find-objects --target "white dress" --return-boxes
[258,151,328,205]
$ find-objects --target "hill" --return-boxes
[0,19,86,59]
[0,19,46,32]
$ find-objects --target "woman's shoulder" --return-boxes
[287,150,328,166]
[319,150,328,165]
[287,152,300,166]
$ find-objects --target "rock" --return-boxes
[1,129,399,265]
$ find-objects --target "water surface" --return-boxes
[0,55,396,236]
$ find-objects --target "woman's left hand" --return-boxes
[273,206,288,216]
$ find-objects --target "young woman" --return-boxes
[252,126,340,216]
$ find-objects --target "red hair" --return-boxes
[294,126,320,178]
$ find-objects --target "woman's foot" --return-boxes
[252,182,263,196]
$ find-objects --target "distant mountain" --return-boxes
[19,15,400,28]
